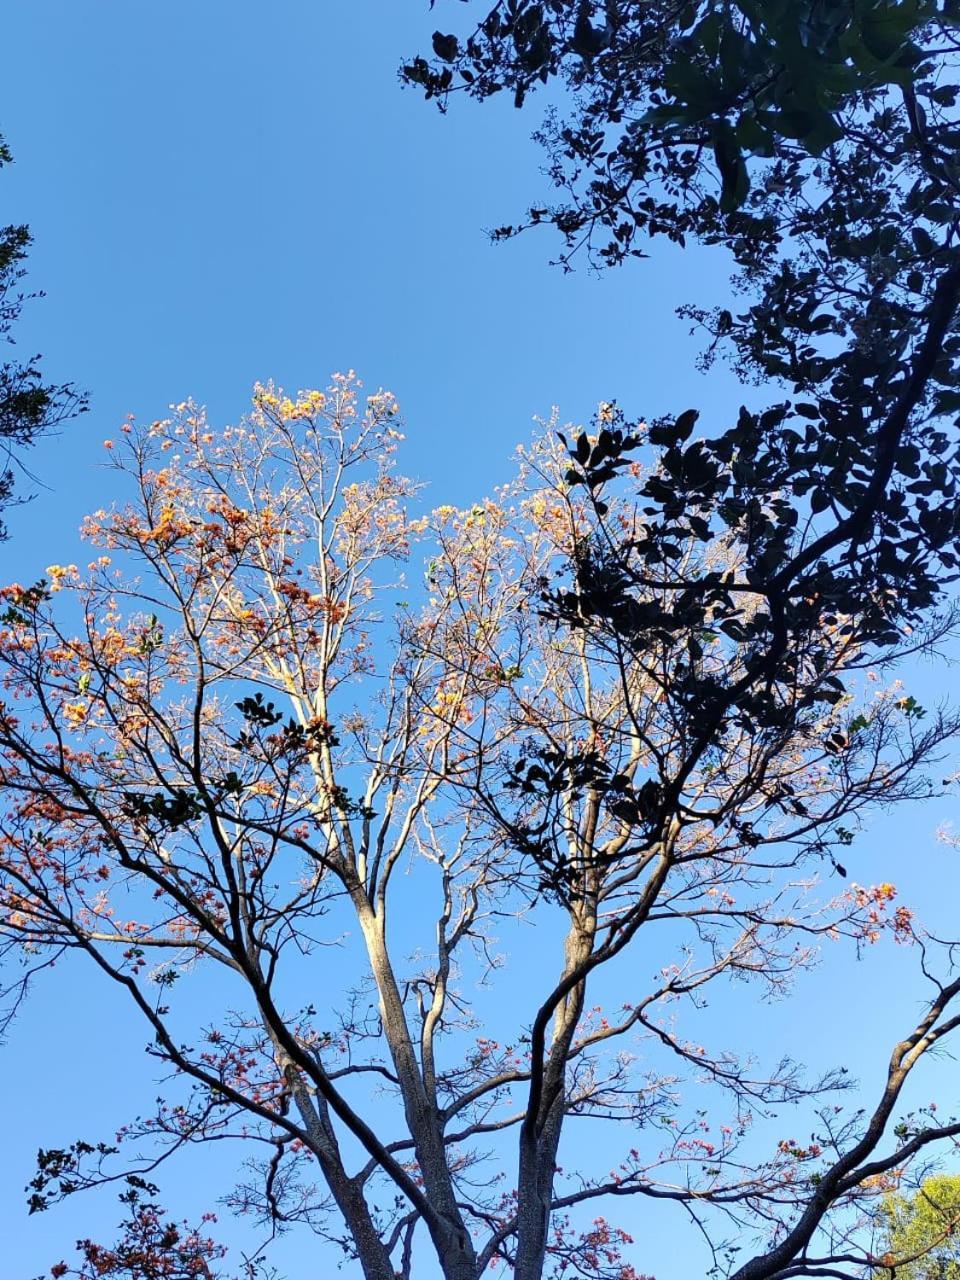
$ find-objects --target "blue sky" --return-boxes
[0,0,740,559]
[1,4,959,1278]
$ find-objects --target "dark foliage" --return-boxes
[0,134,85,536]
[408,1,960,947]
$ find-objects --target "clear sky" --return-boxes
[1,4,959,1279]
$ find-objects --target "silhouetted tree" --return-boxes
[0,134,85,536]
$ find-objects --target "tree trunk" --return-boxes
[287,1075,399,1280]
[513,914,596,1280]
[355,891,480,1280]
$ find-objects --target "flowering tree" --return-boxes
[42,1182,235,1280]
[2,377,960,1280]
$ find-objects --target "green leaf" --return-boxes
[432,31,459,62]
[713,123,750,212]
[911,225,936,255]
[675,408,700,441]
[735,110,775,156]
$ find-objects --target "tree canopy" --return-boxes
[1,380,959,1280]
[876,1174,960,1276]
[405,4,960,672]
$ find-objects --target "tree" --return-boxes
[2,377,960,1280]
[404,1,958,260]
[40,1182,237,1280]
[874,1174,960,1276]
[0,134,85,536]
[404,4,960,609]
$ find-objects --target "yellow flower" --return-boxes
[46,564,78,593]
[63,700,89,728]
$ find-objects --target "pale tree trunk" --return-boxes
[514,910,597,1280]
[355,887,480,1280]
